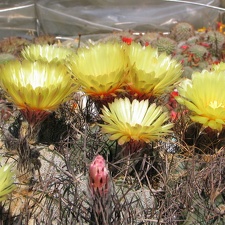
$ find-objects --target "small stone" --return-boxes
[48,144,55,151]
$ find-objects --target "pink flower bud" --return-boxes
[89,155,110,197]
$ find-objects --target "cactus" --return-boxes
[198,61,209,70]
[170,22,195,42]
[88,155,111,223]
[188,44,209,60]
[182,66,194,79]
[98,31,136,45]
[151,36,177,54]
[172,42,212,78]
[136,32,160,46]
[186,35,200,44]
[201,30,225,56]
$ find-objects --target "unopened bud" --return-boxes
[89,155,110,197]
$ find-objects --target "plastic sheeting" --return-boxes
[0,1,36,38]
[0,0,223,39]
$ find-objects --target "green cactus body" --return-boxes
[198,61,209,70]
[173,54,185,63]
[170,22,195,42]
[151,36,177,55]
[182,66,194,79]
[202,31,225,56]
[186,35,200,44]
[98,31,136,44]
[136,32,160,46]
[189,44,209,60]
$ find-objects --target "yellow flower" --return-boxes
[0,162,15,202]
[0,60,77,124]
[212,61,225,71]
[176,70,225,131]
[69,42,128,99]
[100,98,173,145]
[125,43,182,99]
[21,44,75,63]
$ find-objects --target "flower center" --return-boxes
[209,100,224,109]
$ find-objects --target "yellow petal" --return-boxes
[100,97,173,145]
[0,60,77,111]
[69,42,128,99]
[22,44,75,63]
[177,68,225,131]
[0,162,15,202]
[125,43,182,98]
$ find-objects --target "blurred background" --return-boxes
[0,0,224,39]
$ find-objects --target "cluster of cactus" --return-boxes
[171,27,225,78]
[172,42,212,79]
[98,22,225,79]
